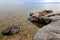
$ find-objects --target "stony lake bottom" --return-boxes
[0,3,60,40]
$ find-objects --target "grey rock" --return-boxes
[2,25,20,35]
[34,19,60,40]
[29,10,53,24]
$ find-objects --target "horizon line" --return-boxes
[24,2,60,4]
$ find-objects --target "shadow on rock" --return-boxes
[28,18,46,28]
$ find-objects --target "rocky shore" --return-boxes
[29,10,60,40]
[1,9,60,40]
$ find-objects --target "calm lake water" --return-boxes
[0,3,60,10]
[0,3,60,17]
[0,3,60,40]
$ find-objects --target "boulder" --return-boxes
[29,10,53,24]
[34,20,60,40]
[2,25,20,35]
[33,12,60,40]
[29,10,53,18]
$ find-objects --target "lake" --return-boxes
[0,2,60,40]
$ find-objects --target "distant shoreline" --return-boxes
[25,2,60,4]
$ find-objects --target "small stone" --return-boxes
[2,25,20,35]
[2,27,11,35]
[10,25,20,34]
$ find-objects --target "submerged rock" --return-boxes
[2,25,20,35]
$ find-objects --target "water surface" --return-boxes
[0,2,60,40]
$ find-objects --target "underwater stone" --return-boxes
[2,25,20,35]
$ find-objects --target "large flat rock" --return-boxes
[34,20,60,40]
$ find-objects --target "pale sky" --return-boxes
[0,0,60,3]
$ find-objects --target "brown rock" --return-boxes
[29,10,53,24]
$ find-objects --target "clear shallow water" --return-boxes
[0,3,60,40]
[0,3,60,17]
[0,3,60,28]
[0,3,60,29]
